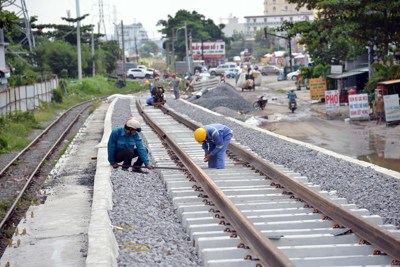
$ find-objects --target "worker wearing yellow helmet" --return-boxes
[194,123,233,169]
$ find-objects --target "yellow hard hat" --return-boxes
[194,127,206,144]
[145,80,150,86]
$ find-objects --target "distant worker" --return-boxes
[373,94,385,125]
[194,124,233,169]
[153,75,161,89]
[245,67,255,89]
[288,89,297,109]
[169,73,180,100]
[107,118,154,173]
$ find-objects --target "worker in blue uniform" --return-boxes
[108,118,154,173]
[193,124,233,169]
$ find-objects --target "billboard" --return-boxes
[192,41,225,60]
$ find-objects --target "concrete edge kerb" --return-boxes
[179,98,400,180]
[86,98,121,267]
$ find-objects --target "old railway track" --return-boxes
[0,100,95,251]
[136,97,400,267]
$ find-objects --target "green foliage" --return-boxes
[52,88,63,103]
[365,56,400,94]
[60,69,68,78]
[0,111,41,154]
[286,0,400,63]
[139,40,160,58]
[157,10,228,61]
[0,136,8,153]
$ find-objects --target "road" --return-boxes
[226,74,400,172]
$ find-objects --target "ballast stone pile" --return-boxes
[166,98,400,229]
[190,83,253,113]
[109,99,200,267]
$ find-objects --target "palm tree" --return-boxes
[365,56,400,94]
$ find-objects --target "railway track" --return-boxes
[0,100,95,234]
[136,97,400,267]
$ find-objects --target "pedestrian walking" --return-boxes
[107,118,154,172]
[193,124,233,169]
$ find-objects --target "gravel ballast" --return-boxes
[168,84,400,228]
[109,99,200,267]
[108,86,399,266]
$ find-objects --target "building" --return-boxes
[114,23,149,59]
[220,15,246,37]
[244,0,314,39]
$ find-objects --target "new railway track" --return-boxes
[136,97,400,267]
[1,95,399,266]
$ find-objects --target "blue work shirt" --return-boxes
[202,124,233,157]
[107,127,149,166]
[288,91,297,101]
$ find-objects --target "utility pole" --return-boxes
[171,30,175,73]
[184,23,190,74]
[188,30,193,74]
[76,0,82,80]
[91,27,95,77]
[121,20,126,82]
[134,34,139,63]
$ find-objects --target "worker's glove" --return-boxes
[204,153,211,162]
[112,163,119,169]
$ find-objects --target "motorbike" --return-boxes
[289,100,297,113]
[253,96,268,111]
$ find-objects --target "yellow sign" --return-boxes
[309,78,327,100]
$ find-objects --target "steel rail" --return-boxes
[0,100,92,176]
[0,101,93,230]
[157,103,400,261]
[137,100,295,267]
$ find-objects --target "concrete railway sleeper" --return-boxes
[136,96,400,266]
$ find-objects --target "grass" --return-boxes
[0,76,146,154]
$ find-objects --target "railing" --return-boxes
[0,78,58,116]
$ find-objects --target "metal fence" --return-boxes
[0,78,58,116]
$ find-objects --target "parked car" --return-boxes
[224,67,241,78]
[126,68,153,79]
[208,63,237,76]
[261,65,283,76]
[287,69,300,80]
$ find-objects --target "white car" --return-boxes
[287,70,300,80]
[208,63,237,76]
[126,68,153,79]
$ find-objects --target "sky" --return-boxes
[6,0,264,40]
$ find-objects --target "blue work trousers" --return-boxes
[208,137,231,169]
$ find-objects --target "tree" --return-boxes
[139,40,159,58]
[157,10,228,61]
[365,56,400,93]
[286,0,400,63]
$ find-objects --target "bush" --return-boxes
[52,88,63,103]
[0,136,9,153]
[60,69,68,79]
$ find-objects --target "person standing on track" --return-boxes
[169,73,180,100]
[193,124,233,169]
[107,118,154,173]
